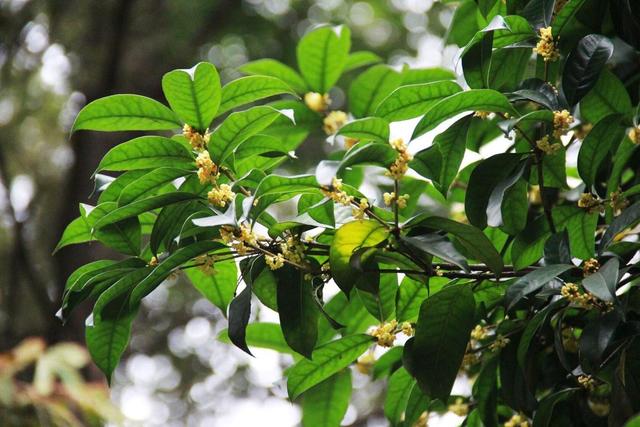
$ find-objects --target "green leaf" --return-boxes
[228,280,253,355]
[287,334,374,400]
[162,62,221,130]
[521,0,555,28]
[275,265,319,358]
[404,215,503,275]
[447,0,479,47]
[72,94,181,132]
[581,69,632,124]
[330,220,390,294]
[297,25,351,93]
[501,179,528,235]
[384,367,416,425]
[86,203,141,256]
[402,234,469,272]
[218,76,297,116]
[492,15,535,48]
[409,146,441,183]
[96,136,194,172]
[186,259,237,316]
[97,170,146,204]
[337,117,390,143]
[317,292,377,344]
[504,264,573,310]
[337,142,397,175]
[348,65,403,118]
[577,116,625,188]
[208,106,287,165]
[562,34,614,106]
[302,370,352,427]
[55,216,92,253]
[85,267,152,381]
[129,241,225,306]
[552,206,598,261]
[582,258,618,302]
[404,284,475,402]
[343,51,382,72]
[395,276,428,323]
[401,67,456,85]
[532,389,578,427]
[600,201,640,252]
[433,115,472,196]
[412,89,517,139]
[511,216,550,269]
[552,0,587,36]
[117,168,191,206]
[465,153,524,229]
[375,81,462,122]
[93,192,200,230]
[517,300,564,368]
[251,174,320,219]
[240,59,308,94]
[218,322,294,354]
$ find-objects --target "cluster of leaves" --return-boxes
[57,1,640,425]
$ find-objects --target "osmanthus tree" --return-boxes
[56,0,640,425]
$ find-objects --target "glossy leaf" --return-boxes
[581,69,632,124]
[186,259,238,316]
[329,220,390,294]
[375,81,462,122]
[577,116,625,188]
[348,65,403,118]
[505,264,573,310]
[302,370,351,427]
[240,59,308,94]
[384,367,415,425]
[96,136,194,172]
[218,75,297,115]
[562,34,614,106]
[162,62,221,130]
[337,117,390,143]
[404,284,475,402]
[218,322,294,354]
[287,334,374,399]
[297,25,351,93]
[72,94,181,132]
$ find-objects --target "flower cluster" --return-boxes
[504,413,530,427]
[577,193,603,213]
[323,110,348,135]
[629,126,640,145]
[196,151,218,184]
[352,198,369,219]
[582,258,600,276]
[609,189,629,214]
[323,177,354,206]
[401,321,414,336]
[552,110,574,138]
[448,398,469,416]
[536,135,562,155]
[280,235,305,264]
[220,223,258,255]
[304,92,331,113]
[370,320,398,347]
[578,374,596,392]
[183,124,210,151]
[473,110,491,119]
[383,192,409,209]
[207,184,235,208]
[490,334,510,351]
[196,254,217,274]
[561,283,595,309]
[471,324,489,341]
[386,138,413,180]
[533,26,559,62]
[265,253,285,270]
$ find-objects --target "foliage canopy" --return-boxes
[58,1,640,425]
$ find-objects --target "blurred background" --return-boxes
[0,0,459,425]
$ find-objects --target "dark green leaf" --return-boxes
[218,322,294,354]
[562,34,614,106]
[348,65,403,118]
[228,282,253,355]
[375,81,462,122]
[581,69,632,124]
[337,117,390,143]
[275,265,319,358]
[404,284,475,402]
[600,201,640,252]
[577,116,625,188]
[384,367,415,425]
[505,264,572,310]
[218,76,297,115]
